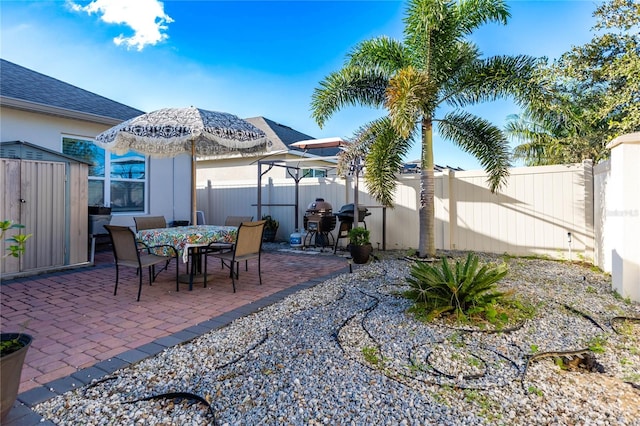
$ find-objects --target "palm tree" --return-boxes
[311,0,540,258]
[507,65,611,166]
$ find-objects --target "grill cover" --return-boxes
[335,203,370,222]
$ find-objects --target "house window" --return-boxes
[62,137,147,213]
[302,169,327,178]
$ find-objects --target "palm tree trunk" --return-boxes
[419,117,436,258]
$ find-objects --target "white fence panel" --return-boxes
[449,164,593,260]
[197,162,595,260]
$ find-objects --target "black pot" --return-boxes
[88,206,111,215]
[349,243,372,264]
[1,333,32,421]
[263,227,278,242]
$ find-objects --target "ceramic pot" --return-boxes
[1,333,32,421]
[349,243,372,264]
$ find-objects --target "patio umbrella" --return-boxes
[95,107,269,224]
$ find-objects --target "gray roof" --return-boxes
[1,140,92,164]
[245,116,341,157]
[0,58,144,123]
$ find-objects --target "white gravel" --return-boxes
[34,252,640,425]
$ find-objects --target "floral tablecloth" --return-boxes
[137,225,237,262]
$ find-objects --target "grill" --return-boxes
[335,203,371,223]
[333,204,371,253]
[303,198,336,248]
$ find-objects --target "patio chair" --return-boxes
[133,216,167,232]
[224,215,253,227]
[204,215,254,264]
[205,220,266,292]
[104,225,178,301]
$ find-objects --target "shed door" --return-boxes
[1,159,66,273]
[20,160,66,270]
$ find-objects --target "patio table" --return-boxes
[137,225,237,262]
[137,225,238,289]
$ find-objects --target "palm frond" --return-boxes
[404,0,461,75]
[348,36,412,72]
[386,66,436,137]
[506,113,561,166]
[446,55,540,109]
[311,66,389,128]
[438,111,511,192]
[344,118,413,207]
[454,0,510,34]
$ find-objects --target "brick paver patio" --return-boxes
[1,245,349,424]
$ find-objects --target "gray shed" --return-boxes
[1,141,90,277]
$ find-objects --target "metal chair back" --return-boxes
[234,220,265,258]
[104,224,177,301]
[224,216,253,227]
[134,216,167,231]
[206,220,265,292]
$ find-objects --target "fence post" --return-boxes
[447,169,457,250]
[606,132,640,302]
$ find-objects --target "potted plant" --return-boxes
[262,215,279,242]
[88,205,112,215]
[348,226,372,264]
[1,333,33,421]
[1,220,32,421]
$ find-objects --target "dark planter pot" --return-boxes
[88,206,112,215]
[350,243,372,264]
[1,333,32,421]
[263,227,278,242]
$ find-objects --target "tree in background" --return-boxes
[509,0,639,166]
[311,0,539,258]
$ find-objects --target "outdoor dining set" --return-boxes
[104,216,265,302]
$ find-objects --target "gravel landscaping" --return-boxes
[33,251,640,425]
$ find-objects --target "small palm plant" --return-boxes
[405,253,508,321]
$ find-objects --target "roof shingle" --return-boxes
[0,58,144,121]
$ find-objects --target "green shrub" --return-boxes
[348,227,370,245]
[261,215,279,230]
[405,253,508,321]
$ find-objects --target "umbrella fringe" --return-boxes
[95,134,269,158]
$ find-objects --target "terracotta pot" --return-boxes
[1,333,32,421]
[349,243,372,264]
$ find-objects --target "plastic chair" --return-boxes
[133,216,167,232]
[196,211,206,225]
[205,220,266,292]
[104,225,178,301]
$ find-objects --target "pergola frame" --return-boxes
[256,156,340,231]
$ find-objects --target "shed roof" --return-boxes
[0,140,92,164]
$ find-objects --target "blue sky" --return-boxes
[1,0,599,169]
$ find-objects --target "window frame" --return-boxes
[61,135,149,214]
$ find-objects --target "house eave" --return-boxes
[0,96,124,126]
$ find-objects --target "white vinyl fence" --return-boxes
[198,132,639,302]
[593,133,640,301]
[197,162,594,260]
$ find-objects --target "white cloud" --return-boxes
[68,0,173,51]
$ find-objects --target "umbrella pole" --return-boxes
[192,142,197,226]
